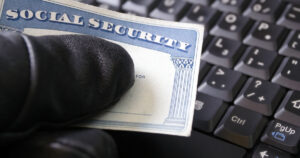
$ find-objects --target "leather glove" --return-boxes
[0,32,135,157]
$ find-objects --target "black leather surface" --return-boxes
[0,32,135,143]
[4,128,118,158]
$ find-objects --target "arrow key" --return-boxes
[252,144,293,158]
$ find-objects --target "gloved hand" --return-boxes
[0,32,135,157]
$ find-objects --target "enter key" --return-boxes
[261,120,300,154]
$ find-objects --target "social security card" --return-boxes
[0,0,204,136]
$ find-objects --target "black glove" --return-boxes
[0,32,135,156]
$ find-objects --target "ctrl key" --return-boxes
[261,120,300,154]
[214,106,267,148]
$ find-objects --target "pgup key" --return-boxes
[261,120,300,154]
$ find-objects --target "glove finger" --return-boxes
[4,128,118,158]
[0,32,135,142]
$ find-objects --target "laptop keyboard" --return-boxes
[76,0,300,157]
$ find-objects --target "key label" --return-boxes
[215,38,224,48]
[247,92,255,97]
[274,123,296,135]
[291,41,298,49]
[225,14,237,23]
[255,80,262,88]
[271,131,286,142]
[258,96,265,102]
[259,150,269,158]
[291,59,298,65]
[216,68,225,75]
[195,100,204,111]
[292,100,300,109]
[231,116,246,126]
[258,22,269,31]
[222,49,229,56]
[164,0,175,7]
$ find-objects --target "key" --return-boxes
[122,0,159,16]
[279,30,300,59]
[252,144,293,158]
[181,4,220,30]
[243,0,284,23]
[275,91,300,127]
[96,0,125,9]
[261,120,300,154]
[234,78,285,116]
[272,57,300,91]
[214,106,267,148]
[243,21,287,51]
[277,4,300,30]
[149,0,191,21]
[198,61,211,85]
[185,0,215,6]
[202,37,244,68]
[193,92,227,133]
[210,12,253,40]
[198,66,246,102]
[234,47,282,80]
[211,0,249,14]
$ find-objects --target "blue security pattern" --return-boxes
[164,58,194,125]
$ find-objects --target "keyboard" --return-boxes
[76,0,300,157]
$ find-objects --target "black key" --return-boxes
[122,0,159,16]
[198,66,246,102]
[202,37,244,68]
[272,57,300,91]
[193,92,227,133]
[110,130,247,158]
[234,47,282,80]
[214,106,267,148]
[275,91,300,126]
[181,4,220,30]
[261,120,300,154]
[185,0,214,6]
[96,0,125,9]
[210,12,253,40]
[243,21,287,51]
[149,0,190,21]
[279,30,300,59]
[277,4,300,30]
[243,0,284,23]
[252,144,293,158]
[234,78,285,116]
[211,0,249,14]
[198,61,211,85]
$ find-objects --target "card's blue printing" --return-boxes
[0,0,203,134]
